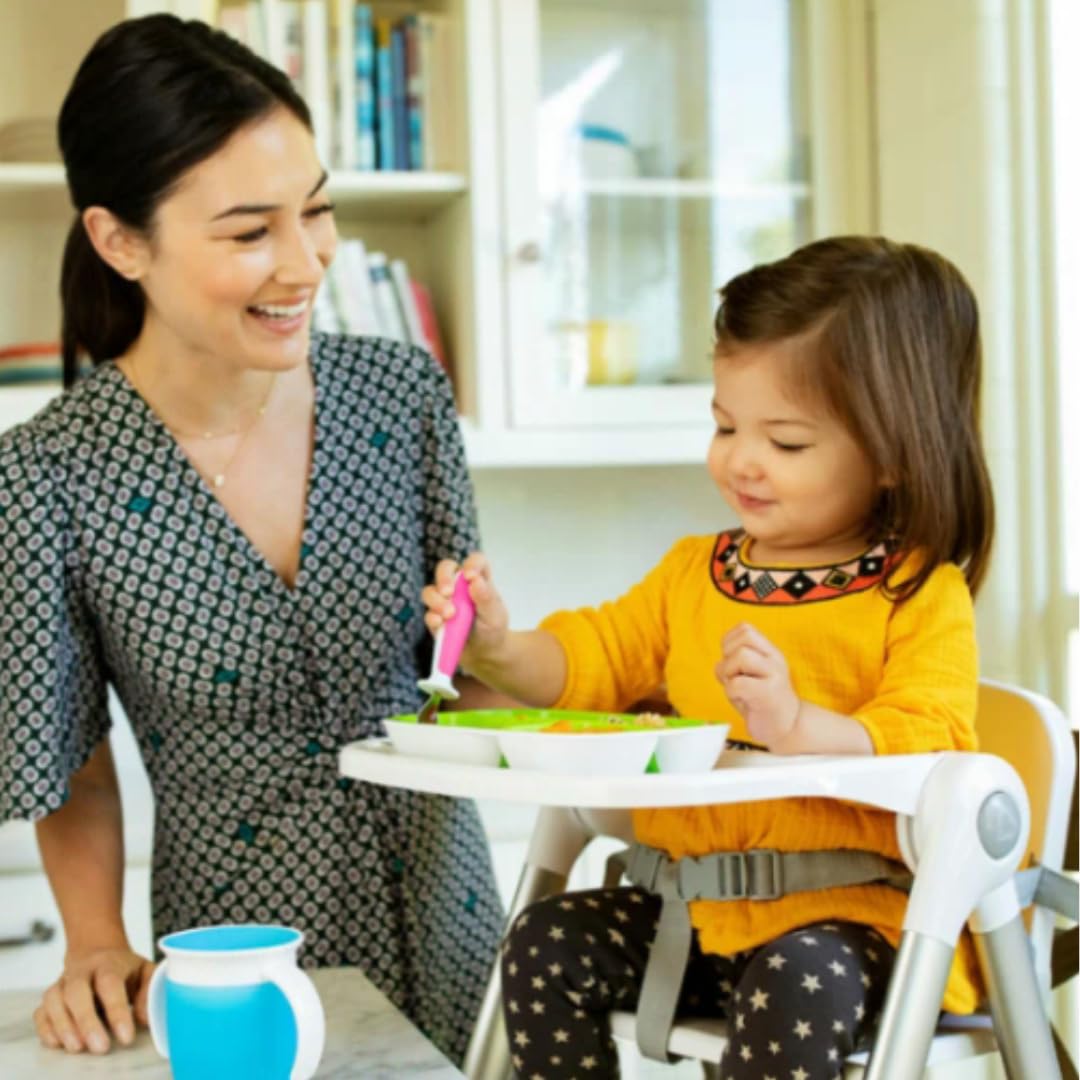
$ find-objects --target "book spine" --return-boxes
[402,14,423,170]
[373,18,395,171]
[333,0,356,169]
[280,1,304,91]
[245,0,267,57]
[417,14,436,171]
[354,4,376,171]
[312,278,342,334]
[389,258,425,346]
[219,6,252,46]
[301,0,332,165]
[367,251,408,341]
[410,280,449,371]
[334,239,382,336]
[261,0,287,70]
[390,23,409,171]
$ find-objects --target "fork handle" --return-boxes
[417,573,476,700]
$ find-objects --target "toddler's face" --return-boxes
[707,342,882,564]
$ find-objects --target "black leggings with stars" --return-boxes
[500,887,895,1080]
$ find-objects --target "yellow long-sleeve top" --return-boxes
[540,529,982,1014]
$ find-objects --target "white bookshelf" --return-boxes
[0,0,868,467]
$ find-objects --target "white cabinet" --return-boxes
[494,0,870,444]
[0,0,869,468]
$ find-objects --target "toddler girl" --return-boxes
[423,235,994,1079]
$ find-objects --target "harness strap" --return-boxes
[617,842,912,1062]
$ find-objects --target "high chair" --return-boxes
[338,679,1077,1080]
[600,680,1078,1078]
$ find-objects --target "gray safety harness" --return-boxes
[610,842,1078,1070]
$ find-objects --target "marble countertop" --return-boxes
[0,967,464,1079]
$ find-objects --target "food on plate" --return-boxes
[540,712,673,734]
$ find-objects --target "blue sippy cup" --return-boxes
[147,924,325,1080]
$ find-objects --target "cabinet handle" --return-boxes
[515,242,542,263]
[0,920,56,949]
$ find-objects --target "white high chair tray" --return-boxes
[339,739,943,815]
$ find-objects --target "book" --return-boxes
[354,4,376,170]
[366,250,408,340]
[301,0,332,164]
[312,279,342,334]
[261,0,287,72]
[0,342,62,385]
[281,1,304,91]
[402,14,423,170]
[410,280,449,371]
[331,239,382,336]
[417,12,456,171]
[389,258,425,346]
[390,23,409,170]
[245,0,267,57]
[332,0,356,169]
[219,4,252,46]
[373,17,395,170]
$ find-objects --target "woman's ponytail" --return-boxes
[60,217,144,387]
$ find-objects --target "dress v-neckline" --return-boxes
[111,357,321,596]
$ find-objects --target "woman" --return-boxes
[0,14,503,1063]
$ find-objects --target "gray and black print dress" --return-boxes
[0,334,504,1063]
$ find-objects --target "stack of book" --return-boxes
[314,240,449,373]
[217,0,458,172]
[0,343,62,386]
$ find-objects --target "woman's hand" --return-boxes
[421,553,510,670]
[33,946,155,1055]
[716,623,801,750]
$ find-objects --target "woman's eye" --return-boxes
[714,425,734,437]
[304,202,336,220]
[773,441,810,453]
[233,226,268,244]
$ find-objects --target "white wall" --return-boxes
[474,464,734,626]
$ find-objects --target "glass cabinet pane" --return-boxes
[536,0,810,394]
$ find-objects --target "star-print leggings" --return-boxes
[500,887,895,1080]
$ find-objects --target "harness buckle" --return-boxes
[627,845,665,893]
[745,849,783,900]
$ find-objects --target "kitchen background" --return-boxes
[0,1,1075,1077]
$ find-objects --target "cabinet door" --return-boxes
[499,0,852,431]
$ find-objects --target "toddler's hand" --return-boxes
[421,553,509,669]
[716,624,801,750]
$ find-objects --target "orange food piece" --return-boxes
[541,720,625,734]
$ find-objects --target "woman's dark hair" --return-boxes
[714,235,995,600]
[58,15,311,386]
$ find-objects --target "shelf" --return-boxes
[576,178,812,201]
[461,419,712,469]
[0,163,468,219]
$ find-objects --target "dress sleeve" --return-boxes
[539,537,700,713]
[852,562,978,755]
[0,426,110,821]
[415,351,481,576]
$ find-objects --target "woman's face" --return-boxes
[134,106,337,374]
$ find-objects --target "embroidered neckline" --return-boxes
[710,529,897,605]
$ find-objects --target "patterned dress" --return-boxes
[0,334,504,1063]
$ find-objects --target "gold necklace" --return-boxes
[125,363,277,489]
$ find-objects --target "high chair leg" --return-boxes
[862,931,956,1079]
[463,805,595,1080]
[974,907,1062,1079]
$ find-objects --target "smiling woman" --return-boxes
[0,13,503,1069]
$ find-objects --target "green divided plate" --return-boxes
[384,709,714,771]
